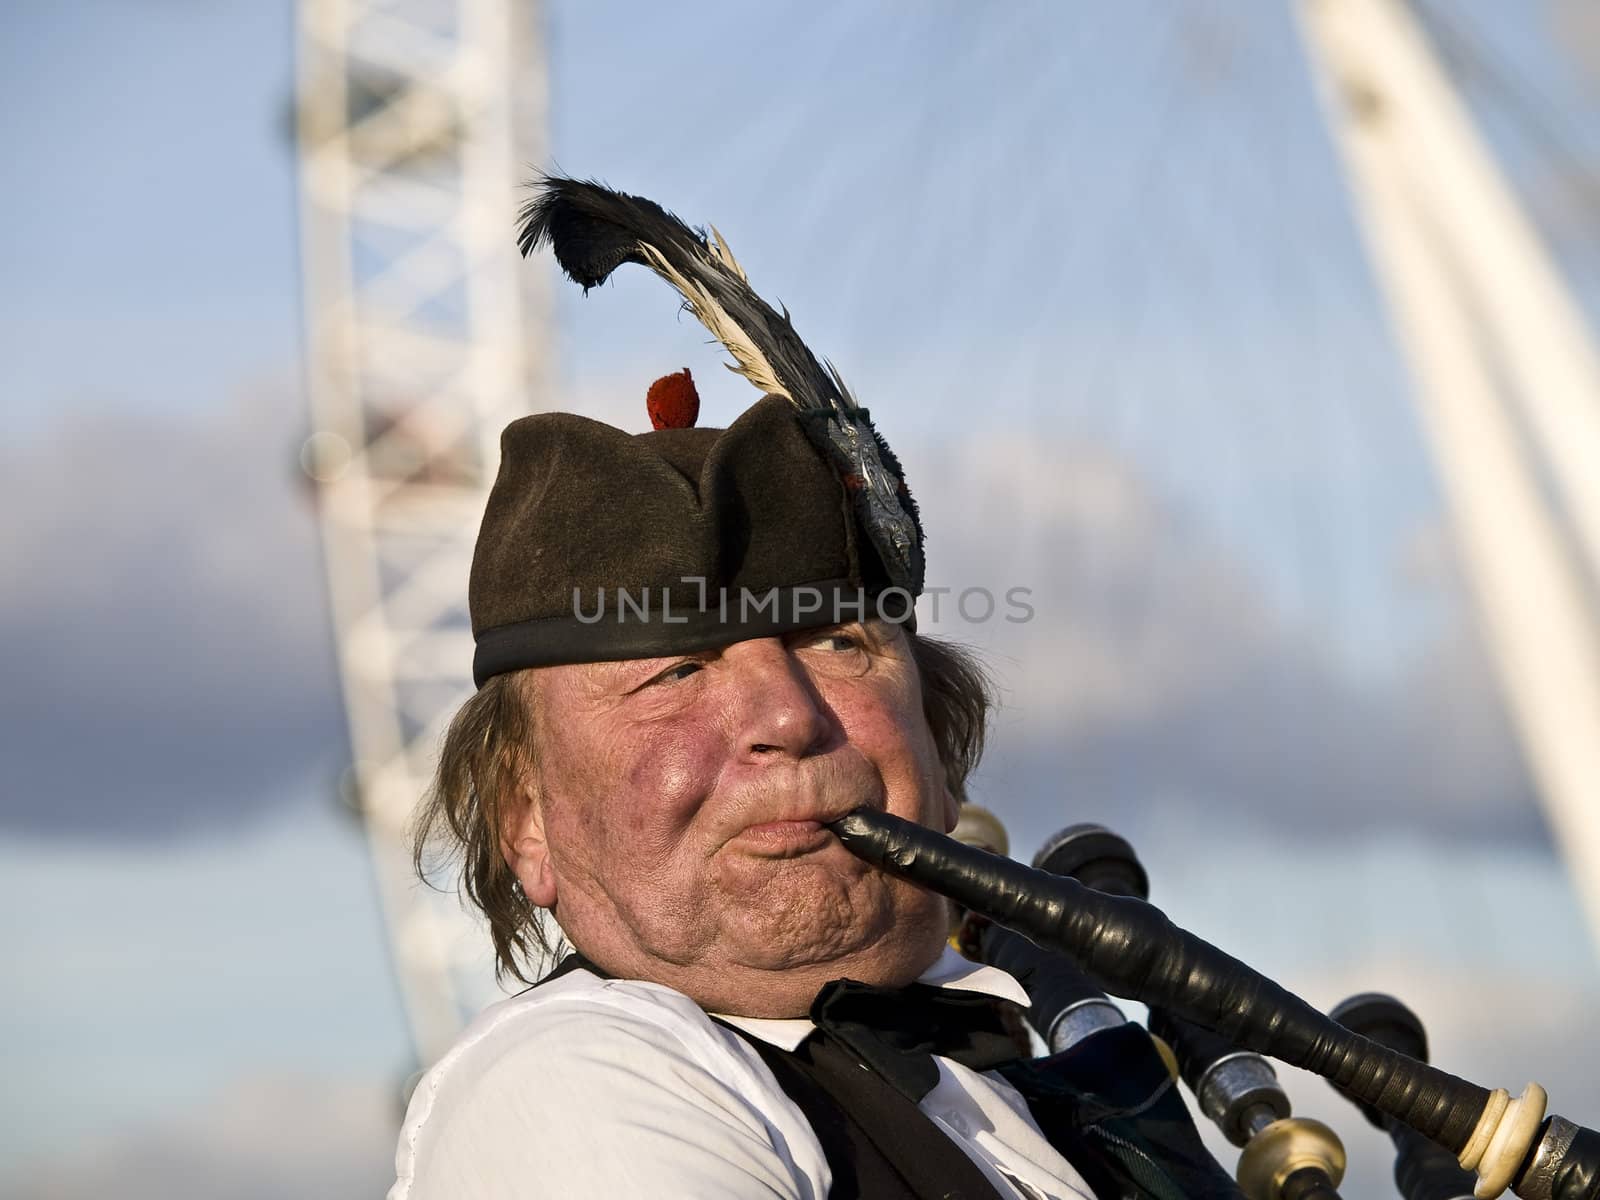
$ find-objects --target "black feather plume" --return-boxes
[517,175,924,592]
[518,176,850,412]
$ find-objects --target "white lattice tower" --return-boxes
[295,0,549,1065]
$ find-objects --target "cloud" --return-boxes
[8,1073,397,1200]
[0,387,347,838]
[1,388,1542,849]
[906,433,1543,842]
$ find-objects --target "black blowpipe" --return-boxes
[826,807,1593,1200]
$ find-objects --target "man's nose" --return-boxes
[727,639,833,760]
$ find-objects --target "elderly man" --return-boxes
[389,179,1234,1200]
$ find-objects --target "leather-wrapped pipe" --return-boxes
[1039,822,1343,1200]
[1330,993,1477,1200]
[1035,824,1295,1148]
[826,807,1593,1200]
[976,921,1129,1053]
[952,806,1129,1053]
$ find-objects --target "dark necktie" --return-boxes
[546,951,1030,1103]
[807,977,1030,1102]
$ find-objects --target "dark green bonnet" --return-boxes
[470,177,925,686]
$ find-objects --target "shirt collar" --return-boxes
[715,945,1031,1052]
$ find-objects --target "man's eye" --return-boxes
[807,631,862,653]
[651,660,703,685]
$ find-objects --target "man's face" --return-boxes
[503,621,958,1016]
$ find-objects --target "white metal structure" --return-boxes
[291,0,1600,1066]
[1299,0,1600,953]
[296,0,550,1066]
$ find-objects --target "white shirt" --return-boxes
[390,948,1095,1199]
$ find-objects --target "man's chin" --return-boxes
[718,874,945,976]
[705,922,949,1015]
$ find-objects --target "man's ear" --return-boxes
[502,775,558,908]
[941,782,960,833]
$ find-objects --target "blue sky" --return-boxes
[4,3,302,432]
[5,2,1600,1196]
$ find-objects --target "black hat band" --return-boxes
[472,579,916,686]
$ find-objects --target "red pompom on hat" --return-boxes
[646,368,700,430]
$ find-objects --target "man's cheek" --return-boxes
[627,739,717,818]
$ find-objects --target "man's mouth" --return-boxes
[731,818,837,857]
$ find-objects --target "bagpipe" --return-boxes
[825,806,1599,1200]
